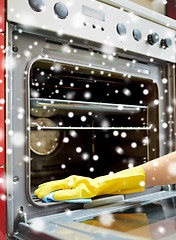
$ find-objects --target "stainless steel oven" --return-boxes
[3,0,176,239]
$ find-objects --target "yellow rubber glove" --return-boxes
[34,166,145,200]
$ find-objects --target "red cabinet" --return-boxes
[167,0,176,20]
[0,0,5,32]
[0,166,6,240]
[0,33,5,166]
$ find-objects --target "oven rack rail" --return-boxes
[30,123,153,131]
[30,98,147,113]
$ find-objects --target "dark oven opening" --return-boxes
[28,59,159,197]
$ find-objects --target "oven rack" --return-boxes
[30,123,153,131]
[30,98,147,114]
[30,98,150,130]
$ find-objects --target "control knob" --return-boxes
[54,2,68,19]
[29,0,44,12]
[116,23,127,36]
[160,38,172,49]
[133,29,142,41]
[147,32,159,45]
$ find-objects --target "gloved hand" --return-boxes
[34,166,145,200]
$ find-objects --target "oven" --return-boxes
[1,0,176,239]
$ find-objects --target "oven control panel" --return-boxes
[7,0,176,62]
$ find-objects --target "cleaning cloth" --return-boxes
[42,191,92,203]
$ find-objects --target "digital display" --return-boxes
[82,5,105,21]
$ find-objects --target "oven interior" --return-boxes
[29,60,159,194]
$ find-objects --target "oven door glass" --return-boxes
[29,59,159,190]
[18,193,176,240]
[78,196,176,240]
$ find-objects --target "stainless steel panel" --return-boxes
[7,0,176,62]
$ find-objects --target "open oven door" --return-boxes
[14,190,176,240]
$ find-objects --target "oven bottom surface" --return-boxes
[14,191,176,240]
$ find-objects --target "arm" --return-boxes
[35,151,176,200]
[141,151,176,187]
